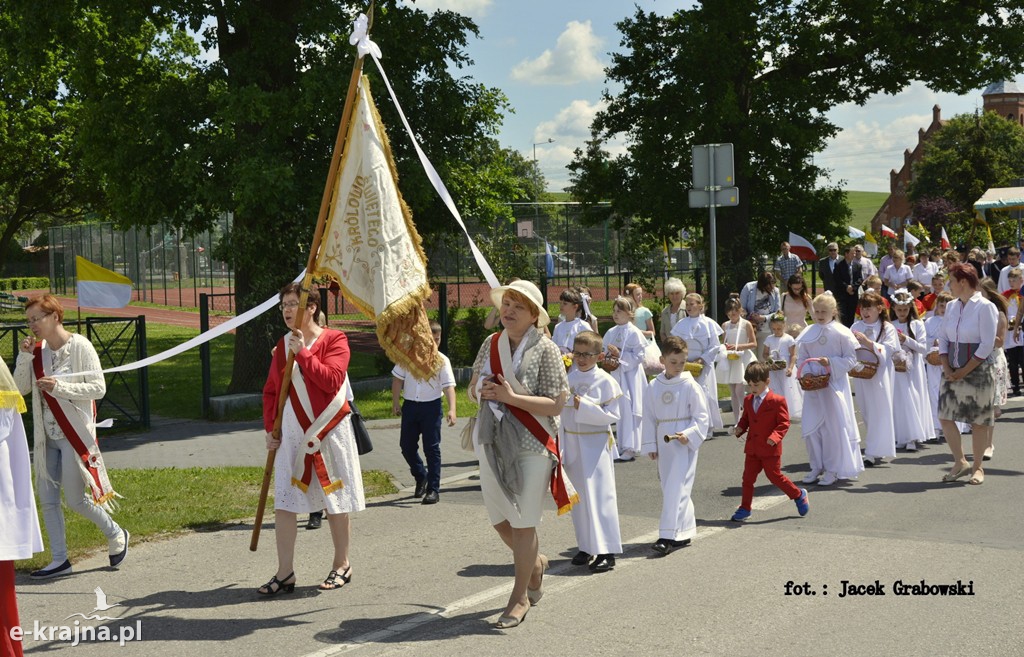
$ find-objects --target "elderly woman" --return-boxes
[13,295,128,580]
[937,264,998,485]
[259,283,364,595]
[739,271,781,356]
[472,280,570,629]
[660,277,688,341]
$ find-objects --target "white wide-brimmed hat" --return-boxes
[490,280,550,329]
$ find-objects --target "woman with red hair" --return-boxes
[936,264,999,485]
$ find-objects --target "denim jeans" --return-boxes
[37,438,121,563]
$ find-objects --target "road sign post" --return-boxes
[689,143,738,320]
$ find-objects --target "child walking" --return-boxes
[730,362,809,522]
[717,296,757,427]
[641,337,710,554]
[1004,269,1023,397]
[849,291,898,467]
[670,293,725,433]
[551,289,591,355]
[561,331,623,572]
[795,294,864,486]
[390,321,457,504]
[602,296,649,460]
[890,289,935,450]
[763,314,802,421]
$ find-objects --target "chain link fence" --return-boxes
[49,216,233,308]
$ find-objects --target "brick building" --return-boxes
[870,80,1024,235]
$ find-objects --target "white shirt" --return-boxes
[937,292,998,366]
[912,261,938,287]
[997,263,1024,293]
[392,353,455,402]
[882,264,913,289]
[751,389,769,413]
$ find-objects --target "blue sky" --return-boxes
[405,0,1020,194]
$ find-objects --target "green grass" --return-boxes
[846,190,889,233]
[14,466,398,572]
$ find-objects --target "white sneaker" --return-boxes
[802,471,821,484]
[818,472,838,486]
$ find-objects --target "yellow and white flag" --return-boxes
[315,76,439,380]
[75,256,132,308]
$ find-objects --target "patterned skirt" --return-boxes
[938,357,995,427]
[993,348,1008,408]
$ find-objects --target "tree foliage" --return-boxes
[909,110,1024,248]
[569,1,1024,314]
[5,0,523,390]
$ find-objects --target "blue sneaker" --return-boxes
[795,489,810,516]
[730,507,751,522]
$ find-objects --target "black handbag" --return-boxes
[348,399,373,455]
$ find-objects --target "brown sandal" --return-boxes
[319,566,352,590]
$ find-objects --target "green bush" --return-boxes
[446,304,489,367]
[0,277,48,292]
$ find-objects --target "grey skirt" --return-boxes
[938,357,995,427]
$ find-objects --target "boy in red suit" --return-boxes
[730,361,809,521]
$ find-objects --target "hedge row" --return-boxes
[0,277,48,292]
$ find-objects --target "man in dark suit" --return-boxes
[834,244,862,327]
[818,241,841,295]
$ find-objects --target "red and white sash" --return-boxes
[490,331,578,515]
[33,344,117,509]
[287,356,351,495]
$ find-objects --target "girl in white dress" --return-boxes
[890,289,935,450]
[670,293,725,432]
[717,296,757,426]
[551,289,591,355]
[796,294,864,486]
[924,292,971,437]
[763,314,802,421]
[602,297,649,459]
[849,291,898,467]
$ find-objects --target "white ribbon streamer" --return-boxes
[53,270,306,377]
[347,15,499,289]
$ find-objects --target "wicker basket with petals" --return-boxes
[849,347,879,380]
[797,358,831,391]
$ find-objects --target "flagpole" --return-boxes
[250,1,375,552]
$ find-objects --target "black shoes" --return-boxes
[30,559,72,580]
[589,554,615,572]
[422,490,439,505]
[571,551,592,566]
[306,512,323,530]
[109,529,129,568]
[652,538,691,555]
[413,478,427,498]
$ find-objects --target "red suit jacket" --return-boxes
[735,390,790,457]
[262,329,350,432]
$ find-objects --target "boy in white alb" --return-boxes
[561,331,624,573]
[642,336,710,555]
[391,322,456,504]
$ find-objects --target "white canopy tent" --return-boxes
[973,186,1024,246]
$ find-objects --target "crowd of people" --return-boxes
[2,240,1020,640]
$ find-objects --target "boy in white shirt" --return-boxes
[561,331,624,572]
[391,321,456,504]
[641,336,710,555]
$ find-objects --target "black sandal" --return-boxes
[257,572,296,596]
[319,566,352,591]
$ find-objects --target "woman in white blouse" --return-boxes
[882,249,913,295]
[936,263,998,485]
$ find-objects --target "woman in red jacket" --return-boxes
[259,283,365,595]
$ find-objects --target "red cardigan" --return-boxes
[735,390,790,457]
[262,329,350,432]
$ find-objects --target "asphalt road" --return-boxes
[13,398,1024,657]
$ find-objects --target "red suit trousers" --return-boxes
[740,453,801,510]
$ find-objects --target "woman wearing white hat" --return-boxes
[473,280,571,629]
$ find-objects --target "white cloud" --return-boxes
[530,99,629,192]
[510,20,604,85]
[407,0,493,17]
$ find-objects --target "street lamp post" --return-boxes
[532,138,554,275]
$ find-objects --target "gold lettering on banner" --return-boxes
[365,179,382,249]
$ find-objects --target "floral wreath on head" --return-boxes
[891,288,914,306]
